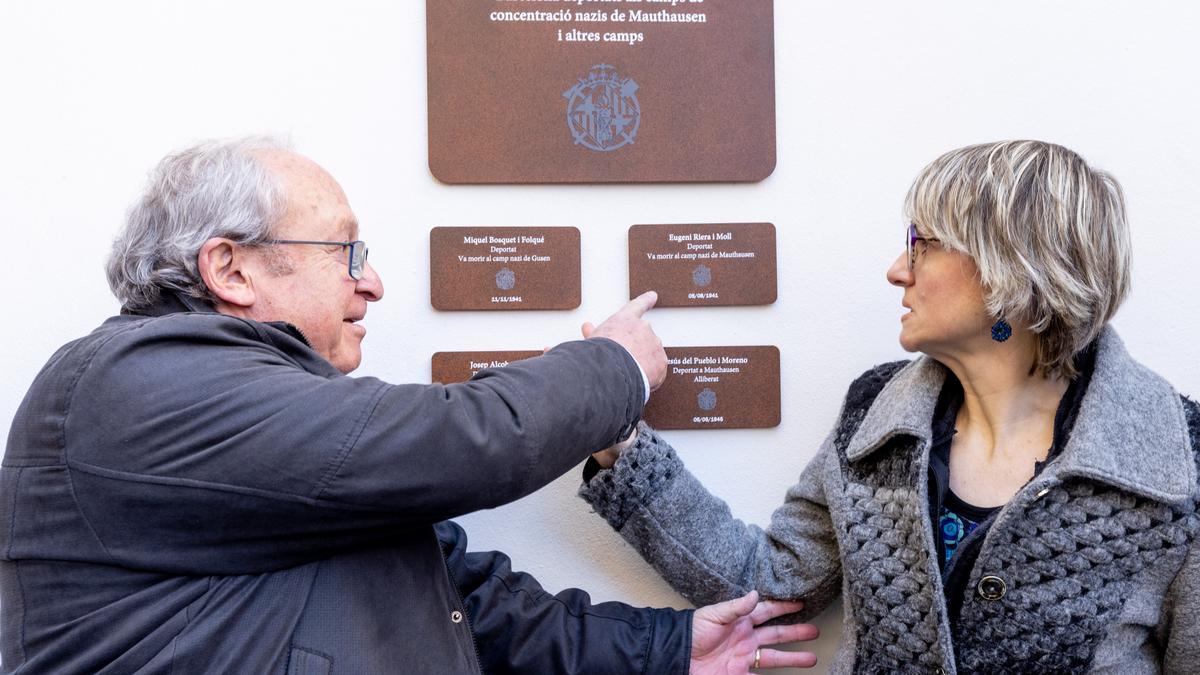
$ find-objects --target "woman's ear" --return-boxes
[197,237,256,309]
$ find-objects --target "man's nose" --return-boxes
[358,261,385,301]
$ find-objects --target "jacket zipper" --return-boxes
[437,537,484,675]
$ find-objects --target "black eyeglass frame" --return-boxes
[906,224,940,271]
[263,239,369,280]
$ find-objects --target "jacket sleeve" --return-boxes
[578,422,843,619]
[1162,539,1200,672]
[63,314,643,574]
[1162,396,1200,672]
[436,521,692,675]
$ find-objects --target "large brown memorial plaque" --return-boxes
[431,350,542,384]
[430,227,581,310]
[643,346,780,430]
[426,1,776,184]
[629,223,776,307]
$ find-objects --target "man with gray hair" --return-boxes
[0,137,816,673]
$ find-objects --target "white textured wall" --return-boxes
[3,2,1199,670]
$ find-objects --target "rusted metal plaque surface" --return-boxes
[643,346,780,429]
[629,223,776,306]
[430,227,581,310]
[427,0,776,183]
[431,350,542,384]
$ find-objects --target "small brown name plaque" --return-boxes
[643,346,780,430]
[427,0,776,183]
[628,223,776,307]
[430,227,581,311]
[431,350,542,384]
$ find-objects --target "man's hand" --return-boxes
[690,590,819,673]
[582,291,667,390]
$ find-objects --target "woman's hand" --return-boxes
[592,426,638,469]
[690,590,819,673]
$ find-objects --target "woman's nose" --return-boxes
[886,252,912,287]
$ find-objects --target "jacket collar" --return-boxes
[127,291,313,348]
[123,290,216,317]
[845,327,1195,503]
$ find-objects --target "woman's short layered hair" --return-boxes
[905,140,1131,378]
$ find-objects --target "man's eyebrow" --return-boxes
[343,216,360,240]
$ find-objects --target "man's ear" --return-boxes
[198,238,256,310]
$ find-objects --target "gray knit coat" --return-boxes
[579,329,1200,674]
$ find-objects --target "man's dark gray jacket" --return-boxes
[0,293,691,673]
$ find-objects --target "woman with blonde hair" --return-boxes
[580,141,1200,673]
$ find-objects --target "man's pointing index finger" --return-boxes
[622,290,658,318]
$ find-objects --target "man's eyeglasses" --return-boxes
[264,239,369,280]
[906,223,939,271]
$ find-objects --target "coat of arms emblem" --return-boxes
[563,64,640,152]
[495,267,516,291]
[692,264,712,288]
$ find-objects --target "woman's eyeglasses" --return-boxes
[906,224,939,271]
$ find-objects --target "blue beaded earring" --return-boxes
[991,319,1012,342]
